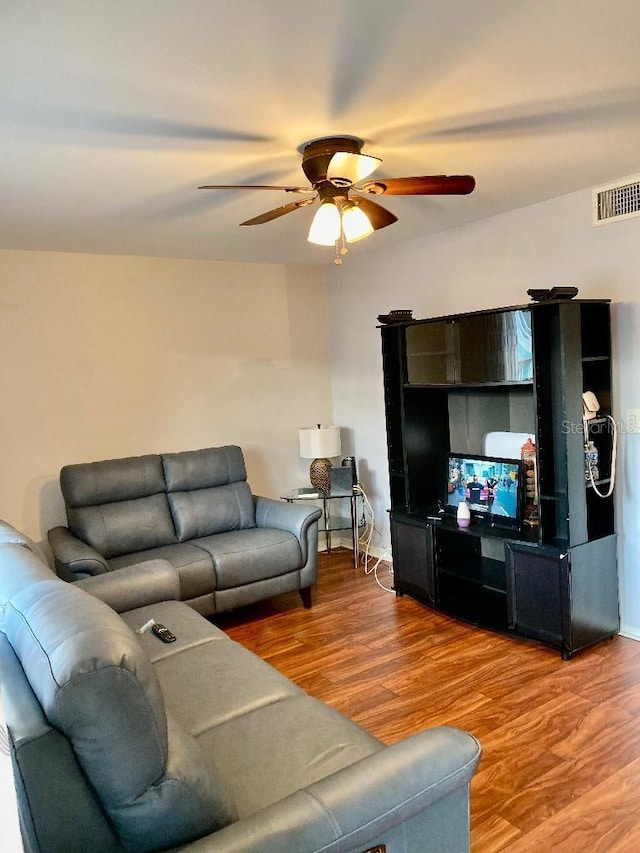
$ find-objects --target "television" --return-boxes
[445,453,524,530]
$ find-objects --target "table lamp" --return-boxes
[299,425,341,493]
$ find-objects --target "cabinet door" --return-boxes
[505,543,569,653]
[457,310,533,384]
[405,321,457,384]
[390,515,435,605]
[568,535,619,652]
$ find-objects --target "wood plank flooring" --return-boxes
[212,549,640,852]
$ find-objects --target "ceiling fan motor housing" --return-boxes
[317,182,348,204]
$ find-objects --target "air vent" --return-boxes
[593,175,640,225]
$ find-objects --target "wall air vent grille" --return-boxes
[593,175,640,225]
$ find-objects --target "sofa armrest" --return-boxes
[74,560,181,613]
[176,727,481,853]
[254,496,322,564]
[47,526,109,580]
[0,637,122,853]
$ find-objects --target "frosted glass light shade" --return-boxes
[299,425,341,459]
[342,204,374,242]
[308,202,341,245]
[327,152,382,187]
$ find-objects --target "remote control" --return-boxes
[151,623,176,643]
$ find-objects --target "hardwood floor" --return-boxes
[212,549,640,852]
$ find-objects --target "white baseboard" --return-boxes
[618,624,640,643]
[317,534,392,563]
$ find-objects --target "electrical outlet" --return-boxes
[626,409,640,433]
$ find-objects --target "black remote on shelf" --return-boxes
[151,623,176,643]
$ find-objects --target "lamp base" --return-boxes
[309,458,332,493]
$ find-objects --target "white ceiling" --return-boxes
[3,0,640,267]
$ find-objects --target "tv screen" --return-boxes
[445,453,523,529]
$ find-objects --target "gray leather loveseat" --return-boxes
[0,520,482,852]
[48,445,322,615]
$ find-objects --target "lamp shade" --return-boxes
[342,203,374,242]
[308,202,341,246]
[327,152,381,187]
[299,425,341,459]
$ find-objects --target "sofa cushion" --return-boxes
[168,482,256,542]
[0,542,54,632]
[119,599,230,664]
[4,579,236,852]
[67,493,178,559]
[61,454,167,506]
[108,542,216,600]
[196,694,383,819]
[162,445,247,491]
[141,629,303,734]
[61,454,178,559]
[163,446,257,541]
[193,528,302,589]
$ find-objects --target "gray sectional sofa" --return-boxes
[48,446,322,615]
[0,519,481,853]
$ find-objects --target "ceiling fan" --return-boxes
[198,135,475,263]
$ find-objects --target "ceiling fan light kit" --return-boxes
[326,151,382,187]
[308,195,373,244]
[341,201,374,242]
[198,135,475,264]
[308,201,342,246]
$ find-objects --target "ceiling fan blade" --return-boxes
[240,197,316,226]
[351,196,398,231]
[198,184,313,193]
[327,152,382,187]
[359,175,476,196]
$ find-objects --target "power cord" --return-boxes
[353,483,394,593]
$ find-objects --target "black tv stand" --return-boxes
[379,299,619,659]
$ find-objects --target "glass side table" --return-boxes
[282,487,360,569]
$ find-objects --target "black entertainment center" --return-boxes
[379,297,619,659]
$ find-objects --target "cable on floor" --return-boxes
[353,482,394,592]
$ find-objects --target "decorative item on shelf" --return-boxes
[527,286,579,302]
[377,309,413,324]
[521,436,539,526]
[456,500,471,528]
[585,440,600,482]
[299,424,341,493]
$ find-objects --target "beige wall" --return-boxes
[0,250,332,545]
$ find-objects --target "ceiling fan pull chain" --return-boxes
[334,230,349,264]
